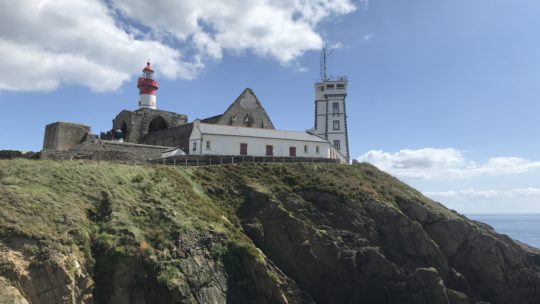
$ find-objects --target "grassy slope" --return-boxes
[0,159,459,293]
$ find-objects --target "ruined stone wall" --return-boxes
[217,89,275,129]
[43,122,91,151]
[143,123,193,152]
[41,140,169,163]
[112,109,188,144]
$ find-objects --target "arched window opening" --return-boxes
[244,114,254,127]
[121,122,128,139]
[148,116,168,133]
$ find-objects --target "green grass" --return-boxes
[0,159,458,289]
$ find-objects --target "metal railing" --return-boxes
[149,155,340,166]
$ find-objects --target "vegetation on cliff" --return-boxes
[0,159,539,303]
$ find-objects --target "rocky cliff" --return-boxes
[0,160,539,303]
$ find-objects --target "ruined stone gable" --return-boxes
[216,88,275,129]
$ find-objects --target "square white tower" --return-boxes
[314,76,350,162]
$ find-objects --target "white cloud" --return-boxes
[110,0,355,63]
[425,188,540,199]
[0,0,355,92]
[358,148,540,179]
[0,0,200,92]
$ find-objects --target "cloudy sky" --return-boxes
[1,0,539,214]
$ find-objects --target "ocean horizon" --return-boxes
[466,213,540,249]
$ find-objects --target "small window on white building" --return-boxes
[333,120,340,130]
[319,86,324,91]
[206,140,211,150]
[337,83,345,89]
[332,102,339,113]
[326,84,335,89]
[304,145,308,153]
[193,141,197,151]
[316,146,320,154]
[266,145,273,156]
[333,140,340,150]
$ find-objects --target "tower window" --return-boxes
[332,102,339,113]
[333,120,340,130]
[337,83,345,89]
[326,84,335,89]
[319,86,324,91]
[193,141,197,151]
[333,140,340,150]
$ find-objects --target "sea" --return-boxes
[466,214,540,249]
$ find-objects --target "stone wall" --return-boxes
[43,122,91,151]
[112,108,188,144]
[41,140,169,163]
[143,123,193,152]
[216,88,275,129]
[0,150,40,160]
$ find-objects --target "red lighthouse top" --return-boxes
[137,61,158,95]
[142,62,154,73]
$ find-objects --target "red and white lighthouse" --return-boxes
[137,62,159,109]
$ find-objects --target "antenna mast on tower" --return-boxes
[320,42,335,81]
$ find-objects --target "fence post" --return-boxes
[185,158,187,166]
[196,159,199,166]
[210,158,212,165]
[220,157,223,165]
[231,157,234,164]
[174,159,176,165]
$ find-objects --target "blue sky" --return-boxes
[1,0,539,213]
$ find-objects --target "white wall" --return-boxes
[162,148,185,158]
[190,133,331,158]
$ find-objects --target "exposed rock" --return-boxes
[1,161,540,304]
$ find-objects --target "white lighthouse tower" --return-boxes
[313,45,350,162]
[137,62,159,109]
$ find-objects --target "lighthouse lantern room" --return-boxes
[137,62,159,109]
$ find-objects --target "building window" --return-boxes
[289,147,296,157]
[304,145,308,153]
[193,141,197,151]
[337,83,345,89]
[316,146,320,154]
[332,102,339,113]
[206,140,211,150]
[319,86,324,91]
[333,140,340,150]
[266,145,273,156]
[240,143,248,155]
[326,84,335,89]
[333,120,340,130]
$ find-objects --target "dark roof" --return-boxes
[201,114,223,124]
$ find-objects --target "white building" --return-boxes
[313,77,350,162]
[161,147,186,158]
[187,120,347,163]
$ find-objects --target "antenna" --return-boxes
[320,42,335,81]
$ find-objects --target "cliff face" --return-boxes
[0,160,539,304]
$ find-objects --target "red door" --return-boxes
[289,147,296,157]
[266,145,273,156]
[240,143,248,155]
